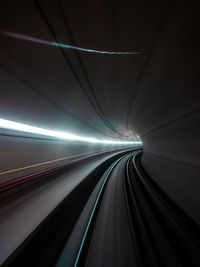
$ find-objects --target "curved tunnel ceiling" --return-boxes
[0,1,199,222]
[0,0,171,140]
[0,0,198,140]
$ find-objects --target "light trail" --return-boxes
[0,118,142,145]
[0,30,141,55]
[0,149,111,176]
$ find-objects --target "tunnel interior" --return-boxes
[0,1,199,266]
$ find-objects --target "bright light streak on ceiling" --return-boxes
[0,30,141,55]
[0,118,142,145]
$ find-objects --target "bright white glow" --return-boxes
[0,118,142,145]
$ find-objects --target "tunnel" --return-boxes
[0,1,199,266]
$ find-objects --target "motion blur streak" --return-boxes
[0,150,108,176]
[0,30,141,55]
[0,118,142,145]
[0,1,199,266]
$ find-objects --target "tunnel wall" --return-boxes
[0,131,135,184]
[135,2,200,225]
[141,111,200,225]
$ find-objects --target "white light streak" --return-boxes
[0,118,142,145]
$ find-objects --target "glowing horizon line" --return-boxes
[0,118,142,145]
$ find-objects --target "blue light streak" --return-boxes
[0,30,141,55]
